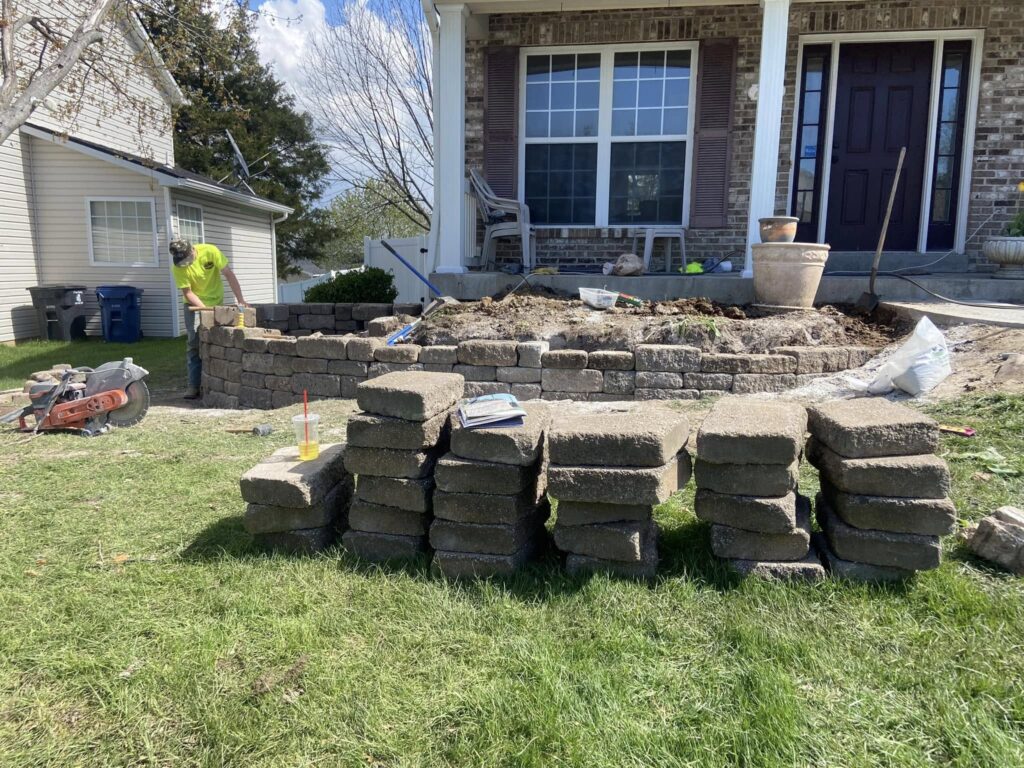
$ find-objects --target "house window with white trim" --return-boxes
[88,199,158,266]
[522,45,695,227]
[175,202,205,243]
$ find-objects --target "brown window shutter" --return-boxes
[689,39,737,229]
[484,46,520,198]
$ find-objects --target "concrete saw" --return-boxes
[1,358,151,436]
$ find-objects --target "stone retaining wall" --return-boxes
[255,302,422,336]
[200,305,876,410]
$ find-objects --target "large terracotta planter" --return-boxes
[982,236,1024,279]
[752,243,830,308]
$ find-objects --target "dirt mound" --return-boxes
[414,295,898,353]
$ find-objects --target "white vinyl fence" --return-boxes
[363,236,431,306]
[277,267,362,303]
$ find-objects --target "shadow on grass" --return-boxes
[179,515,749,597]
[655,519,745,591]
[947,538,1020,580]
[180,515,260,561]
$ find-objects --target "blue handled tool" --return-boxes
[380,240,459,346]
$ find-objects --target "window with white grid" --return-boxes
[175,202,205,243]
[87,199,158,266]
[520,43,696,228]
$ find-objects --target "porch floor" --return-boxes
[882,300,1024,329]
[429,271,1024,307]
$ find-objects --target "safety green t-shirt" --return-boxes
[172,243,229,305]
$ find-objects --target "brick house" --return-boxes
[422,0,1022,280]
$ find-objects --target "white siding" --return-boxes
[170,191,278,332]
[18,0,175,164]
[28,138,176,338]
[0,132,41,342]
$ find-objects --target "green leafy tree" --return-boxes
[322,180,425,269]
[145,1,335,275]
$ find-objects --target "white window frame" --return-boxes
[174,201,205,243]
[789,29,984,254]
[518,41,699,229]
[85,196,159,267]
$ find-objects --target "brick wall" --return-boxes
[466,0,1023,271]
[471,5,762,270]
[779,0,1020,267]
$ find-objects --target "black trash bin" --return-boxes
[26,285,89,341]
[95,286,144,343]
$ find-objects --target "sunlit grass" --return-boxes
[0,342,1021,766]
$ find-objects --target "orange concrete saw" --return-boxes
[1,358,150,436]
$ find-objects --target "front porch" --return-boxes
[423,0,1019,282]
[429,271,1024,306]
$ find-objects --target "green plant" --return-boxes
[675,315,719,340]
[1005,211,1024,237]
[303,267,398,303]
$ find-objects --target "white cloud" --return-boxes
[251,0,329,104]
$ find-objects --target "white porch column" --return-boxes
[434,4,468,274]
[745,0,791,278]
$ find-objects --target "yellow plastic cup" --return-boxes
[292,413,320,461]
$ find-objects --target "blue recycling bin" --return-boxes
[95,286,144,343]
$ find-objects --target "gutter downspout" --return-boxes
[272,210,290,302]
[163,187,181,337]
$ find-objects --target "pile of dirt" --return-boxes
[414,295,899,353]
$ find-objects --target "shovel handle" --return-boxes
[381,240,444,298]
[869,147,906,296]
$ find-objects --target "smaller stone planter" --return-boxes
[982,237,1024,279]
[758,216,799,244]
[751,243,830,309]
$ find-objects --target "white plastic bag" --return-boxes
[612,252,644,276]
[868,316,951,396]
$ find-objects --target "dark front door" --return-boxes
[826,42,933,251]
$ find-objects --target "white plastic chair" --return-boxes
[469,169,536,272]
[632,226,687,273]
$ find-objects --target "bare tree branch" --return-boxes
[0,0,123,144]
[302,0,433,230]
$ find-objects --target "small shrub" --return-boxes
[1005,211,1024,237]
[304,267,398,303]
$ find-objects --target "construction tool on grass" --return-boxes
[857,146,907,315]
[0,358,150,436]
[380,240,460,346]
[227,424,273,436]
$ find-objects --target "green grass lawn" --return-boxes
[0,337,186,394]
[0,342,1022,766]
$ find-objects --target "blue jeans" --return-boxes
[185,309,202,389]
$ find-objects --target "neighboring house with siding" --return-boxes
[0,5,291,344]
[424,0,1022,278]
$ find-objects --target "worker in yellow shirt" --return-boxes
[170,239,249,399]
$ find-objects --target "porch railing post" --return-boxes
[746,0,791,278]
[435,3,469,274]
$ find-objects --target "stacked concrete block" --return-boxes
[201,312,879,410]
[202,324,282,409]
[342,371,465,561]
[240,443,353,554]
[547,407,692,578]
[633,344,702,400]
[807,399,953,582]
[695,401,821,580]
[430,402,552,578]
[455,339,518,397]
